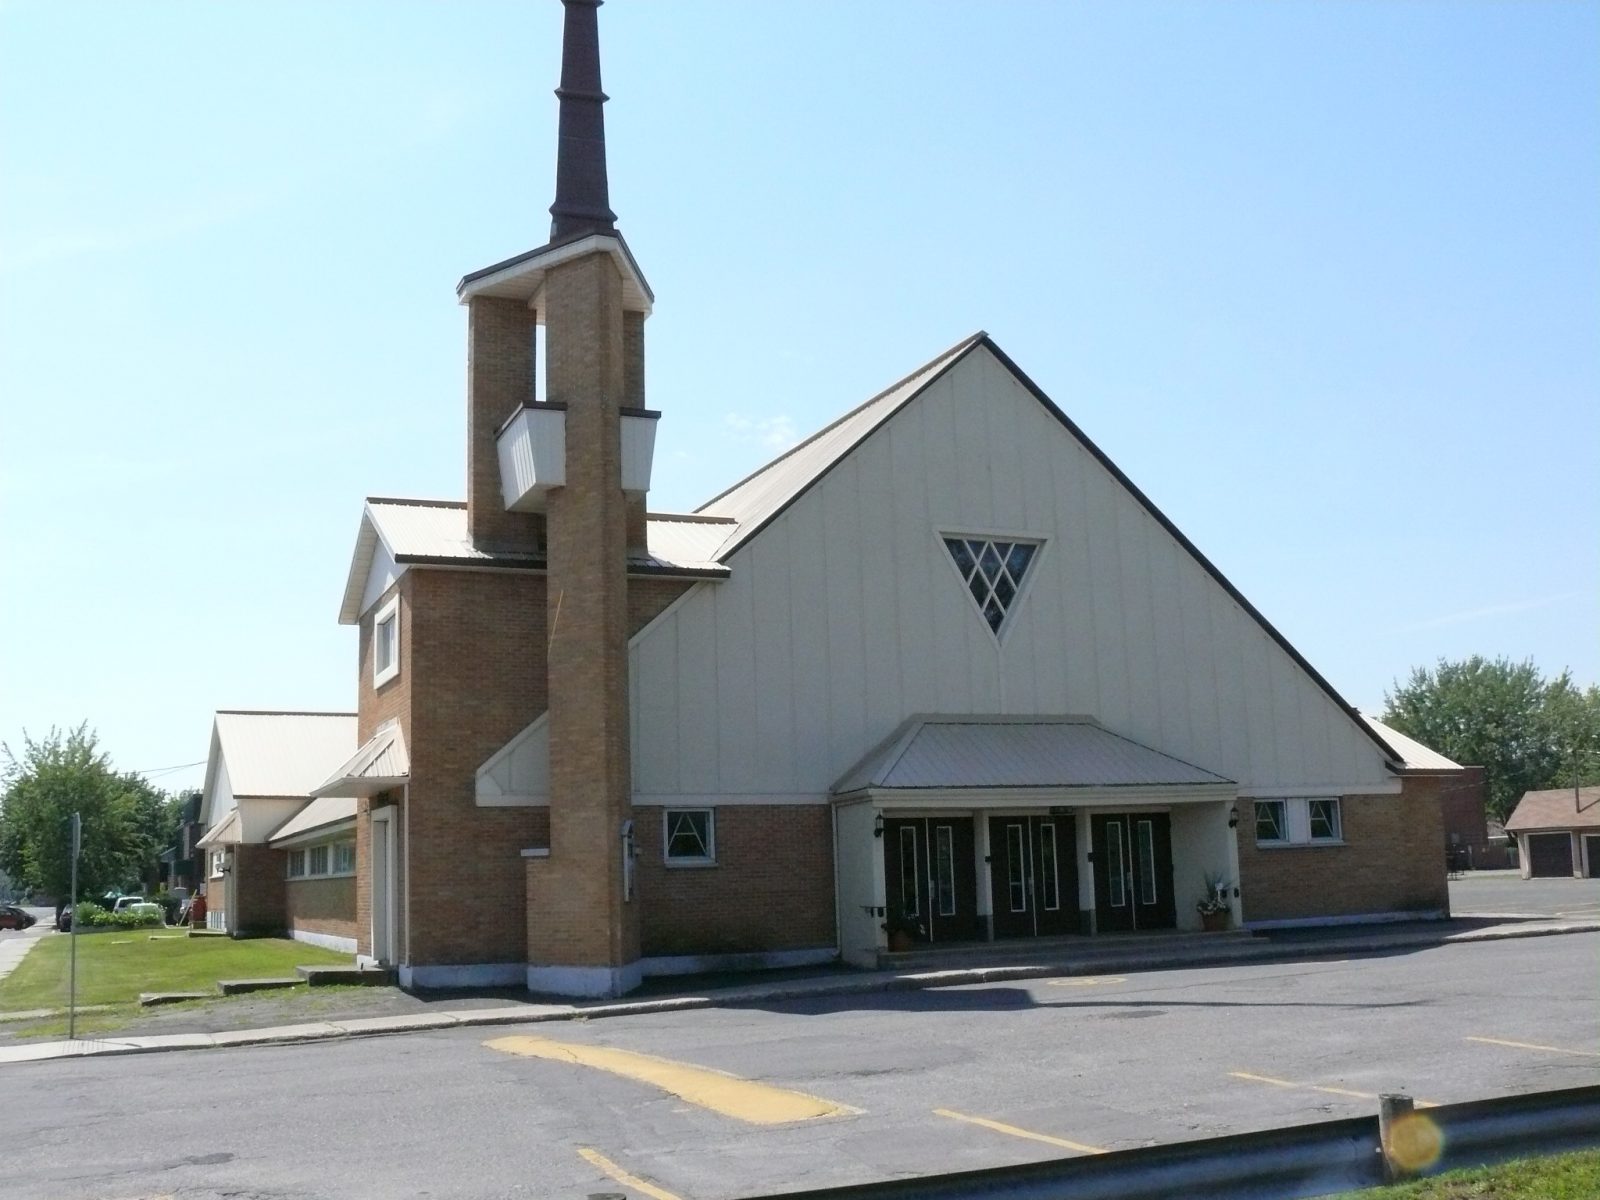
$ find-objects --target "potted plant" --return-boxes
[882,907,922,953]
[1197,872,1232,933]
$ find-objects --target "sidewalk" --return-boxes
[0,926,49,986]
[3,913,1596,1067]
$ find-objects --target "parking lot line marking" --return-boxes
[1466,1036,1600,1058]
[485,1035,856,1124]
[1229,1072,1439,1107]
[1046,976,1128,987]
[578,1147,684,1200]
[933,1107,1106,1154]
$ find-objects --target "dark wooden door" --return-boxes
[989,816,1078,938]
[1527,832,1574,878]
[883,817,978,943]
[1091,812,1175,932]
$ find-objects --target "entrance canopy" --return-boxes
[833,715,1235,802]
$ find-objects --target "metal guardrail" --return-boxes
[735,1084,1600,1200]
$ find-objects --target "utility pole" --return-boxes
[68,811,80,1041]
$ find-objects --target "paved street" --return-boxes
[1449,872,1600,920]
[5,932,1598,1200]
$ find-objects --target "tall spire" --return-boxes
[548,0,618,242]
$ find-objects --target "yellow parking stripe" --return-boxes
[1047,976,1127,987]
[485,1035,854,1125]
[578,1147,684,1200]
[933,1107,1106,1154]
[1229,1071,1438,1108]
[1466,1036,1600,1059]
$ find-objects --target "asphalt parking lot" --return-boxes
[1448,871,1600,920]
[5,930,1597,1200]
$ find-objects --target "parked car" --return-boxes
[111,895,147,913]
[0,905,36,931]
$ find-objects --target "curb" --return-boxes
[3,919,1596,1067]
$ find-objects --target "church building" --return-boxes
[324,0,1457,996]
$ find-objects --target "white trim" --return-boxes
[1238,781,1399,798]
[372,594,401,688]
[289,929,357,955]
[935,529,1049,645]
[853,786,1234,809]
[1252,797,1345,848]
[527,961,644,998]
[638,947,839,977]
[1245,910,1447,931]
[662,808,716,866]
[519,847,550,858]
[400,962,525,989]
[636,793,827,807]
[271,819,358,850]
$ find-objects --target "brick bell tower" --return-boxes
[457,0,656,997]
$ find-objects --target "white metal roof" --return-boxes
[697,333,984,559]
[268,795,358,844]
[207,711,358,800]
[312,722,410,798]
[833,715,1235,795]
[1357,714,1461,772]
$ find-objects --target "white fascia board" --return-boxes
[1237,780,1402,798]
[340,507,406,626]
[198,723,225,827]
[269,819,358,850]
[857,784,1237,809]
[456,234,653,316]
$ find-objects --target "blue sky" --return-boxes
[2,0,1595,794]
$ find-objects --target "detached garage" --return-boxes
[1505,786,1600,879]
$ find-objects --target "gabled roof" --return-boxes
[203,711,358,805]
[1505,787,1600,833]
[1358,714,1462,773]
[311,721,410,798]
[834,715,1234,796]
[338,499,732,624]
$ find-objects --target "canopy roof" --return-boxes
[312,721,409,799]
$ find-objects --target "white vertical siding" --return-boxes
[625,346,1390,799]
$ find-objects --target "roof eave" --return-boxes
[456,232,653,314]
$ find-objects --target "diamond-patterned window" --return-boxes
[943,536,1040,635]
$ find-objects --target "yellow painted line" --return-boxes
[1466,1036,1600,1059]
[1229,1071,1439,1108]
[1047,976,1128,987]
[578,1147,683,1200]
[933,1107,1106,1154]
[485,1035,854,1125]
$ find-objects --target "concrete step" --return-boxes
[139,991,211,1007]
[187,928,228,938]
[215,977,303,996]
[296,965,397,987]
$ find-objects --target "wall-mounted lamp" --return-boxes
[873,814,884,838]
[1227,809,1240,829]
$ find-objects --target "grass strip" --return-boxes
[1326,1149,1600,1198]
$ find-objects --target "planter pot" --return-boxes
[1200,910,1229,933]
[886,929,915,953]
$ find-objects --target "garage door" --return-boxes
[1527,833,1573,878]
[1585,835,1600,879]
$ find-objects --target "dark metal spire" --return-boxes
[548,0,618,242]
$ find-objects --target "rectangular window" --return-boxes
[333,841,356,874]
[1006,824,1027,912]
[307,845,330,876]
[899,826,920,917]
[664,809,715,865]
[286,850,307,879]
[934,825,956,917]
[1255,800,1288,845]
[1137,820,1157,906]
[1308,799,1342,842]
[373,595,400,687]
[1039,823,1060,911]
[210,850,225,878]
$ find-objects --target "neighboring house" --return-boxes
[1504,787,1600,879]
[159,791,205,894]
[195,710,361,950]
[322,2,1461,996]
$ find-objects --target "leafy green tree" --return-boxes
[1383,657,1600,822]
[0,724,165,909]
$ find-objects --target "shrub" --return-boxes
[73,901,162,929]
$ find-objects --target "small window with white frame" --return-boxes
[333,840,355,874]
[373,595,400,687]
[1255,797,1344,847]
[209,849,226,878]
[663,809,715,866]
[307,844,330,876]
[286,849,307,878]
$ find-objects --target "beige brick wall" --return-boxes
[634,805,836,956]
[285,875,356,942]
[1237,775,1451,922]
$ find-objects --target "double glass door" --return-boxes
[1090,812,1176,932]
[988,815,1079,937]
[882,817,978,944]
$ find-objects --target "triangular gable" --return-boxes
[701,332,1401,769]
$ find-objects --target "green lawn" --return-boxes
[0,930,352,1033]
[1327,1150,1600,1198]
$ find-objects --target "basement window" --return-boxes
[373,595,400,688]
[664,809,715,867]
[943,536,1040,636]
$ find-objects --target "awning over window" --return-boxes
[833,715,1234,798]
[195,809,242,848]
[311,721,409,798]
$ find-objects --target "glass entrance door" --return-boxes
[882,817,978,944]
[1090,812,1175,933]
[988,815,1079,938]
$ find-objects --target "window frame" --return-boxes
[372,594,401,688]
[286,849,307,879]
[939,532,1045,641]
[332,840,356,875]
[662,808,716,868]
[1255,797,1345,848]
[209,850,226,879]
[1308,798,1343,843]
[1254,800,1288,846]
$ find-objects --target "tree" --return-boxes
[1383,657,1600,823]
[0,724,166,907]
